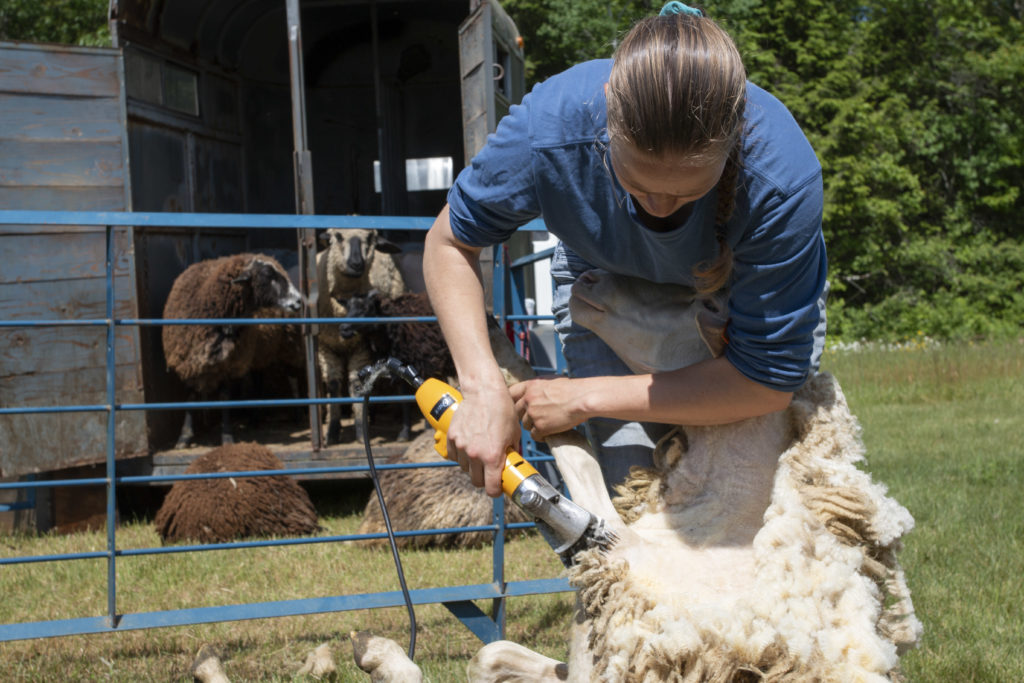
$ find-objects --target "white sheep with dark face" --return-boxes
[353,269,921,682]
[315,228,405,444]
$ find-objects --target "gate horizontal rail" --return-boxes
[0,210,568,643]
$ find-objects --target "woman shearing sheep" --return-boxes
[423,3,828,497]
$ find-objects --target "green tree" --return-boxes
[0,0,110,46]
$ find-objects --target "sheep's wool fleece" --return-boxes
[356,431,530,549]
[569,373,922,682]
[155,442,319,543]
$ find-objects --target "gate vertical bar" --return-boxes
[105,224,118,627]
[285,0,322,450]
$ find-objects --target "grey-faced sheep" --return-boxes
[355,428,532,549]
[352,270,921,682]
[315,228,405,445]
[162,253,303,448]
[341,289,456,441]
[154,442,319,544]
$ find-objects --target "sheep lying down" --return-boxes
[355,269,921,683]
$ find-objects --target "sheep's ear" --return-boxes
[374,235,402,254]
[231,258,264,284]
[317,231,330,249]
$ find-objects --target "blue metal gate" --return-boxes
[0,209,570,643]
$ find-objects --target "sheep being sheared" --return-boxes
[341,289,456,441]
[355,269,921,682]
[316,228,405,444]
[154,442,319,544]
[162,253,303,448]
[355,428,532,549]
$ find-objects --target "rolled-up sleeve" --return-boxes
[725,170,827,391]
[447,98,541,247]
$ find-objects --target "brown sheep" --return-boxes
[356,430,532,549]
[162,253,303,448]
[154,442,319,544]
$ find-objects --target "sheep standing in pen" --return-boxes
[341,289,456,441]
[162,253,303,448]
[315,228,405,444]
[351,270,921,682]
[154,442,319,543]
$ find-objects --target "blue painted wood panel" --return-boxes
[0,43,145,476]
[1,93,123,142]
[0,228,133,285]
[0,42,120,98]
[0,139,124,188]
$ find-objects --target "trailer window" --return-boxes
[125,51,199,117]
[374,156,454,193]
[163,64,199,116]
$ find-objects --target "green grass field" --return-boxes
[1,339,1021,681]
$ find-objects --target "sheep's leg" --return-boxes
[349,347,373,444]
[350,631,423,682]
[396,402,412,442]
[485,320,622,527]
[546,430,622,528]
[467,640,568,682]
[326,378,343,446]
[175,410,196,449]
[219,384,234,445]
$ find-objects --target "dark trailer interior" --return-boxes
[112,0,525,459]
[0,0,525,531]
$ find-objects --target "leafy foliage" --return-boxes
[503,0,1024,341]
[0,0,110,46]
[2,0,1020,341]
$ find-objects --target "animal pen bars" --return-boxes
[0,211,565,643]
[0,0,569,644]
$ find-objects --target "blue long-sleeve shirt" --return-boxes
[447,59,827,391]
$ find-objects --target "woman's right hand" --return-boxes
[444,381,520,498]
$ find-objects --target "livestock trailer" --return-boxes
[0,0,539,530]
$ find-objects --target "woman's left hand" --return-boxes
[508,376,588,439]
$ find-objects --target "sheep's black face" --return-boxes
[338,290,381,339]
[246,259,303,311]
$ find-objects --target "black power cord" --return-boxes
[361,394,417,660]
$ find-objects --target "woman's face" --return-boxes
[609,140,727,218]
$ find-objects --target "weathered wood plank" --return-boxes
[0,276,136,321]
[1,92,123,142]
[0,326,141,377]
[0,230,132,285]
[0,139,124,187]
[0,363,144,407]
[0,409,147,478]
[0,186,127,211]
[0,44,120,98]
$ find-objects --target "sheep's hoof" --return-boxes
[395,426,411,442]
[297,642,338,680]
[190,644,229,683]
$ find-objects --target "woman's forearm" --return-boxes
[423,205,520,496]
[512,356,792,438]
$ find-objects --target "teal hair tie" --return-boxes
[659,1,703,17]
